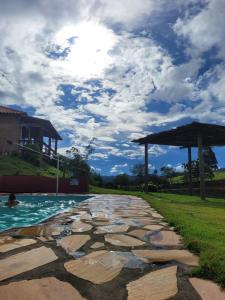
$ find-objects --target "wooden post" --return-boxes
[48,137,51,155]
[54,139,58,154]
[144,143,148,193]
[198,134,206,200]
[188,147,193,195]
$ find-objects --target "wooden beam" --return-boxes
[188,147,193,195]
[144,143,148,193]
[198,134,206,200]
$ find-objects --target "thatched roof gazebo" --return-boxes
[132,122,225,200]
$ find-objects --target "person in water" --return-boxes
[5,193,19,207]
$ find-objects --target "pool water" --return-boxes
[0,195,91,232]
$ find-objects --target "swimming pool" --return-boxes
[0,195,91,232]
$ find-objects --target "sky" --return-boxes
[1,0,225,175]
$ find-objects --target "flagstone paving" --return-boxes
[65,250,126,284]
[58,235,90,254]
[0,236,36,253]
[150,230,182,246]
[189,278,225,300]
[0,194,221,299]
[0,246,58,281]
[132,249,199,266]
[71,221,93,232]
[105,233,146,247]
[90,242,104,249]
[128,229,152,241]
[127,265,178,300]
[0,277,85,300]
[94,224,129,234]
[144,224,164,231]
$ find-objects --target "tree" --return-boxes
[160,166,175,183]
[114,173,129,187]
[66,147,90,177]
[183,159,214,182]
[131,164,145,185]
[64,139,95,178]
[90,172,103,187]
[203,147,218,170]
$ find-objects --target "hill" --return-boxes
[0,156,65,178]
[171,169,225,184]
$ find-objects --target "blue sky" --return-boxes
[1,0,225,175]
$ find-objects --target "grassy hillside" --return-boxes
[89,186,225,288]
[171,170,225,184]
[0,156,65,178]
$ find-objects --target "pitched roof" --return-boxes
[0,105,62,140]
[0,106,27,115]
[21,115,62,140]
[132,122,225,147]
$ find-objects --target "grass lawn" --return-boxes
[90,186,225,288]
[0,156,65,178]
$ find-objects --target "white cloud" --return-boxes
[0,0,225,168]
[174,0,225,58]
[110,163,128,174]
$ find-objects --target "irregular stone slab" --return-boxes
[105,234,145,247]
[144,224,164,231]
[64,250,126,284]
[71,221,92,233]
[94,224,129,234]
[38,237,54,242]
[189,278,225,300]
[92,221,112,226]
[116,251,149,269]
[0,235,14,244]
[127,266,178,300]
[0,237,36,253]
[16,226,44,236]
[121,217,155,226]
[128,229,152,241]
[46,225,65,236]
[151,212,164,219]
[90,242,104,249]
[0,277,85,300]
[150,230,182,246]
[80,213,92,221]
[132,250,199,266]
[58,235,90,254]
[0,246,58,281]
[16,225,64,237]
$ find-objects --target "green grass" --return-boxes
[90,186,225,288]
[0,156,65,178]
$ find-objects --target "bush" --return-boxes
[23,143,42,166]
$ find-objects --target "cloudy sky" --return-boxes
[1,0,225,175]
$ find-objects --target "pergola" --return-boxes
[132,122,225,200]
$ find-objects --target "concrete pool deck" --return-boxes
[0,194,224,300]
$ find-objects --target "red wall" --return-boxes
[0,176,88,194]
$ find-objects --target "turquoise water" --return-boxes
[0,195,91,232]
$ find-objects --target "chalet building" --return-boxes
[0,106,62,156]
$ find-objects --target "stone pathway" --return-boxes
[0,194,223,300]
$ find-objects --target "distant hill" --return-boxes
[0,156,65,178]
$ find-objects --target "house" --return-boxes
[0,106,62,156]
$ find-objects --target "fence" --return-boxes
[0,175,88,194]
[160,180,225,197]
